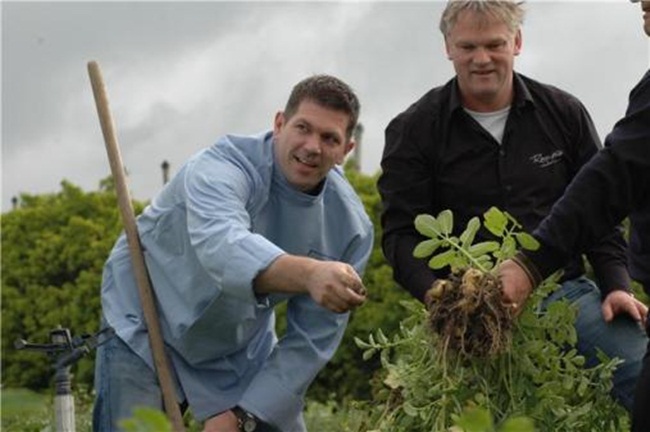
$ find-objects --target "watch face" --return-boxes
[243,417,257,432]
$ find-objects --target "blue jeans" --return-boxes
[92,333,174,432]
[542,277,648,412]
[92,332,281,432]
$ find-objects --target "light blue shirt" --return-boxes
[100,131,373,430]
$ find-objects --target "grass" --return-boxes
[1,387,51,431]
[1,387,94,432]
[0,386,356,432]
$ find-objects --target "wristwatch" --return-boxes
[233,406,259,432]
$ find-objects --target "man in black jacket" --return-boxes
[378,0,647,411]
[500,0,650,428]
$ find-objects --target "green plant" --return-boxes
[413,207,539,273]
[353,208,628,431]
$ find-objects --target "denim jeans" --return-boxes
[542,276,648,412]
[92,333,170,432]
[92,332,282,432]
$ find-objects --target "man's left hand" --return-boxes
[601,289,648,326]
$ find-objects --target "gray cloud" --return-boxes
[2,1,648,211]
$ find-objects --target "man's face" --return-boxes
[273,99,354,193]
[445,9,522,111]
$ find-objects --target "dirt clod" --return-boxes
[424,268,513,357]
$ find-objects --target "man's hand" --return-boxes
[305,261,367,314]
[255,255,367,314]
[203,410,238,432]
[498,258,534,315]
[602,289,648,326]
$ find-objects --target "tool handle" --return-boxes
[87,60,185,432]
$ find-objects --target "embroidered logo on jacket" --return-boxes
[529,150,563,168]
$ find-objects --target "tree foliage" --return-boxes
[1,179,143,389]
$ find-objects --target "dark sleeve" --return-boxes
[569,98,632,294]
[377,114,438,302]
[525,72,650,284]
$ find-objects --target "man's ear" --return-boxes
[514,29,523,56]
[273,111,285,136]
[444,38,453,60]
[336,139,356,165]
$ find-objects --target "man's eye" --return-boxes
[322,134,339,146]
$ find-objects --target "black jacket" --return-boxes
[378,72,630,301]
[524,70,650,291]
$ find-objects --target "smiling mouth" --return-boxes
[472,70,495,76]
[294,155,318,168]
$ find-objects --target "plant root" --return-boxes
[424,268,513,358]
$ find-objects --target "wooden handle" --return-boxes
[87,60,186,432]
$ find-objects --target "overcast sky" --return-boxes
[2,1,649,211]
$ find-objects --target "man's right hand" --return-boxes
[498,258,534,315]
[304,260,367,313]
[254,254,367,314]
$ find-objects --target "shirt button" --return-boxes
[505,185,513,192]
[499,149,506,157]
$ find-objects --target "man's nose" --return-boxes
[304,134,322,154]
[473,47,491,64]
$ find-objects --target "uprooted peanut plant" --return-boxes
[416,207,538,358]
[353,207,628,432]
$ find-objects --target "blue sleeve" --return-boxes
[184,146,285,304]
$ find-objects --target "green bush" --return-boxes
[1,180,142,390]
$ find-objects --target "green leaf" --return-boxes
[428,249,456,269]
[483,207,508,237]
[413,239,442,258]
[468,241,500,257]
[476,254,494,269]
[500,236,516,260]
[499,416,535,432]
[402,401,419,417]
[415,214,442,238]
[450,254,469,272]
[362,348,377,361]
[460,217,481,247]
[437,209,454,235]
[453,406,493,431]
[119,407,172,432]
[354,337,371,349]
[515,232,540,251]
[376,328,389,344]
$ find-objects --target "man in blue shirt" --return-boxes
[92,75,374,432]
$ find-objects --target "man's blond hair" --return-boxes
[439,0,525,37]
